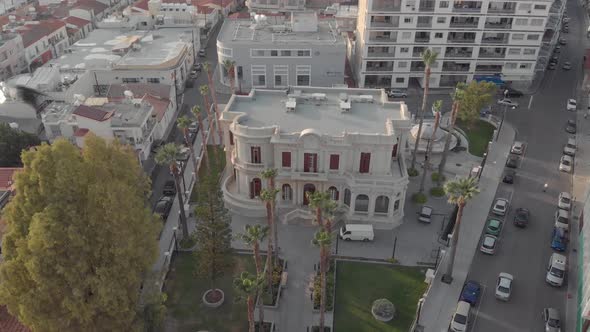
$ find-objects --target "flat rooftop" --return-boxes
[225,87,409,136]
[48,27,193,70]
[218,15,344,45]
[43,98,153,127]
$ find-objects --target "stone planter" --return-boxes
[202,289,224,308]
[371,298,395,322]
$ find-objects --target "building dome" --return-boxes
[410,123,445,142]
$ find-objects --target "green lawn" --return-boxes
[333,262,427,332]
[456,119,495,157]
[190,145,226,202]
[164,252,256,332]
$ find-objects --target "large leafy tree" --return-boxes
[0,135,160,332]
[0,123,41,167]
[442,176,479,282]
[455,81,497,126]
[193,170,233,293]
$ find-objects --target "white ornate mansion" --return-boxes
[220,86,412,228]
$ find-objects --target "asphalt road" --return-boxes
[148,22,228,207]
[465,1,583,330]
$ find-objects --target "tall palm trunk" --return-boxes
[196,113,209,167]
[445,202,465,279]
[419,111,440,192]
[438,101,459,175]
[247,296,255,332]
[319,245,327,331]
[268,176,279,265]
[411,66,432,170]
[315,206,323,230]
[202,94,216,146]
[172,165,189,237]
[229,68,236,93]
[264,201,273,293]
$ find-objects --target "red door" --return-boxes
[303,183,315,205]
[250,178,262,198]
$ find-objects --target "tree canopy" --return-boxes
[0,123,41,167]
[455,81,497,125]
[0,135,160,332]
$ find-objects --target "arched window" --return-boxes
[344,189,351,206]
[282,184,293,201]
[355,194,369,212]
[375,195,390,214]
[250,178,262,198]
[303,183,316,205]
[328,186,339,201]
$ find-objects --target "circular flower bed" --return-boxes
[202,289,225,308]
[371,298,395,322]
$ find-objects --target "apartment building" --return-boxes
[0,32,27,80]
[245,0,305,12]
[220,86,411,228]
[42,92,174,161]
[216,12,346,91]
[353,0,565,88]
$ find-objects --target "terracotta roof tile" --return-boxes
[73,105,113,121]
[74,0,108,14]
[63,16,91,28]
[143,94,170,121]
[0,168,22,191]
[18,20,66,47]
[0,306,30,332]
[132,0,149,10]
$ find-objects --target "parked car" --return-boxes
[194,63,202,71]
[418,205,433,223]
[339,224,374,241]
[190,70,199,79]
[198,49,206,57]
[551,227,567,252]
[548,62,557,70]
[559,38,567,45]
[546,253,567,287]
[502,170,515,184]
[177,146,190,162]
[562,62,572,70]
[386,89,408,98]
[563,26,569,33]
[486,218,503,236]
[567,99,577,111]
[480,234,498,255]
[492,198,509,216]
[558,192,572,210]
[510,141,525,154]
[495,272,513,301]
[506,155,519,168]
[450,301,470,332]
[480,106,492,117]
[188,121,199,134]
[542,307,562,332]
[563,138,576,156]
[565,119,576,134]
[559,155,573,173]
[504,88,524,98]
[498,98,519,108]
[459,280,481,306]
[163,180,176,196]
[554,209,569,229]
[153,196,173,220]
[513,208,530,228]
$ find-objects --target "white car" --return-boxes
[188,121,199,134]
[559,155,573,173]
[567,99,577,111]
[558,192,572,210]
[480,234,498,255]
[450,301,470,332]
[495,272,513,301]
[554,209,569,229]
[563,138,576,156]
[492,198,509,216]
[498,98,519,108]
[510,141,525,154]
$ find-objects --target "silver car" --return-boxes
[498,98,519,108]
[418,205,433,223]
[542,307,561,332]
[492,198,509,216]
[495,272,513,301]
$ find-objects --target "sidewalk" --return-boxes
[417,123,515,332]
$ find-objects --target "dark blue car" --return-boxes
[459,280,481,306]
[551,227,567,252]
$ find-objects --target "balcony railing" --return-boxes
[484,22,512,29]
[475,66,503,73]
[487,7,515,13]
[367,52,396,58]
[481,36,509,44]
[414,37,431,43]
[369,36,397,43]
[416,21,432,28]
[445,51,473,58]
[372,1,401,11]
[442,65,471,72]
[410,65,426,72]
[366,66,394,72]
[478,51,506,58]
[453,5,482,12]
[370,21,399,28]
[447,38,476,43]
[449,21,479,28]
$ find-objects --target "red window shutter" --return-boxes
[329,154,339,170]
[360,152,371,173]
[282,152,291,167]
[335,190,339,200]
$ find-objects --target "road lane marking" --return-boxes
[528,95,534,109]
[470,283,487,332]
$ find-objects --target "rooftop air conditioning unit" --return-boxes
[286,97,296,112]
[358,95,374,103]
[311,93,326,101]
[340,100,351,113]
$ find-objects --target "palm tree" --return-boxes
[307,191,337,232]
[234,271,266,332]
[260,188,279,293]
[199,84,216,147]
[222,59,236,93]
[411,49,439,171]
[203,62,223,146]
[237,224,269,276]
[312,230,332,331]
[155,143,189,238]
[261,168,279,264]
[177,116,199,175]
[191,105,209,165]
[438,88,462,175]
[419,100,442,193]
[441,177,479,283]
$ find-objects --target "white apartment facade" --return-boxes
[220,86,411,228]
[216,12,346,91]
[0,32,27,80]
[245,0,305,12]
[354,0,565,88]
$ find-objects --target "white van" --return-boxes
[546,253,567,287]
[450,301,470,332]
[339,224,374,241]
